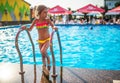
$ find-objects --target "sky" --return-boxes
[25,0,104,10]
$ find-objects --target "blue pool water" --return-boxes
[0,24,120,70]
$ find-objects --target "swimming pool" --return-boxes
[0,24,120,70]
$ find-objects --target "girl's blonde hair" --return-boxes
[34,5,48,19]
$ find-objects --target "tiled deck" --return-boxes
[0,63,120,83]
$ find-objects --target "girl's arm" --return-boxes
[21,19,36,31]
[47,18,57,30]
[27,19,36,31]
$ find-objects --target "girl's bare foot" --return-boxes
[42,65,49,75]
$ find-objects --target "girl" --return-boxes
[22,5,57,71]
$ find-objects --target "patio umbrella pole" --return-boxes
[15,28,36,83]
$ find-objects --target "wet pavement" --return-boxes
[0,63,120,83]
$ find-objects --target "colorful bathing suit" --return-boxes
[37,38,50,44]
[36,20,49,29]
[36,20,50,44]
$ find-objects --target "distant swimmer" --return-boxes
[89,26,93,30]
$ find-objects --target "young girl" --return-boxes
[22,5,57,71]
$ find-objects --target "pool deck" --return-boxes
[0,63,120,83]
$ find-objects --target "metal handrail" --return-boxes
[50,29,62,83]
[56,30,62,65]
[15,28,36,83]
[60,66,63,83]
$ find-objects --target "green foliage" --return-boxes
[68,14,72,20]
[104,5,108,12]
[68,7,71,11]
[115,1,120,7]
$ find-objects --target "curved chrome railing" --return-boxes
[56,30,62,65]
[15,28,62,83]
[50,29,62,83]
[15,28,36,83]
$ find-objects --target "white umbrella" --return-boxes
[87,11,102,16]
[72,12,84,16]
[105,12,120,15]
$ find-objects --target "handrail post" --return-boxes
[50,29,62,83]
[56,30,62,65]
[15,29,25,83]
[50,30,57,83]
[15,28,36,83]
[26,30,37,83]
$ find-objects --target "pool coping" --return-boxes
[0,24,120,29]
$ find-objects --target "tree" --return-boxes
[67,7,72,21]
[115,1,120,7]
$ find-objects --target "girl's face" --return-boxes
[39,9,48,19]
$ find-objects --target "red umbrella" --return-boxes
[105,6,120,15]
[77,4,105,13]
[48,5,72,15]
[108,6,120,12]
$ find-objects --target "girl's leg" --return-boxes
[40,41,50,66]
[45,53,51,70]
[39,44,46,66]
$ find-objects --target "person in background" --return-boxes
[0,23,2,26]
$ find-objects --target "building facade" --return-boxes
[0,0,31,25]
[105,0,120,9]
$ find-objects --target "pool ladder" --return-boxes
[15,28,62,83]
[50,29,62,83]
[15,28,36,83]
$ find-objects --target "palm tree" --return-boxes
[67,7,72,21]
[104,0,108,12]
